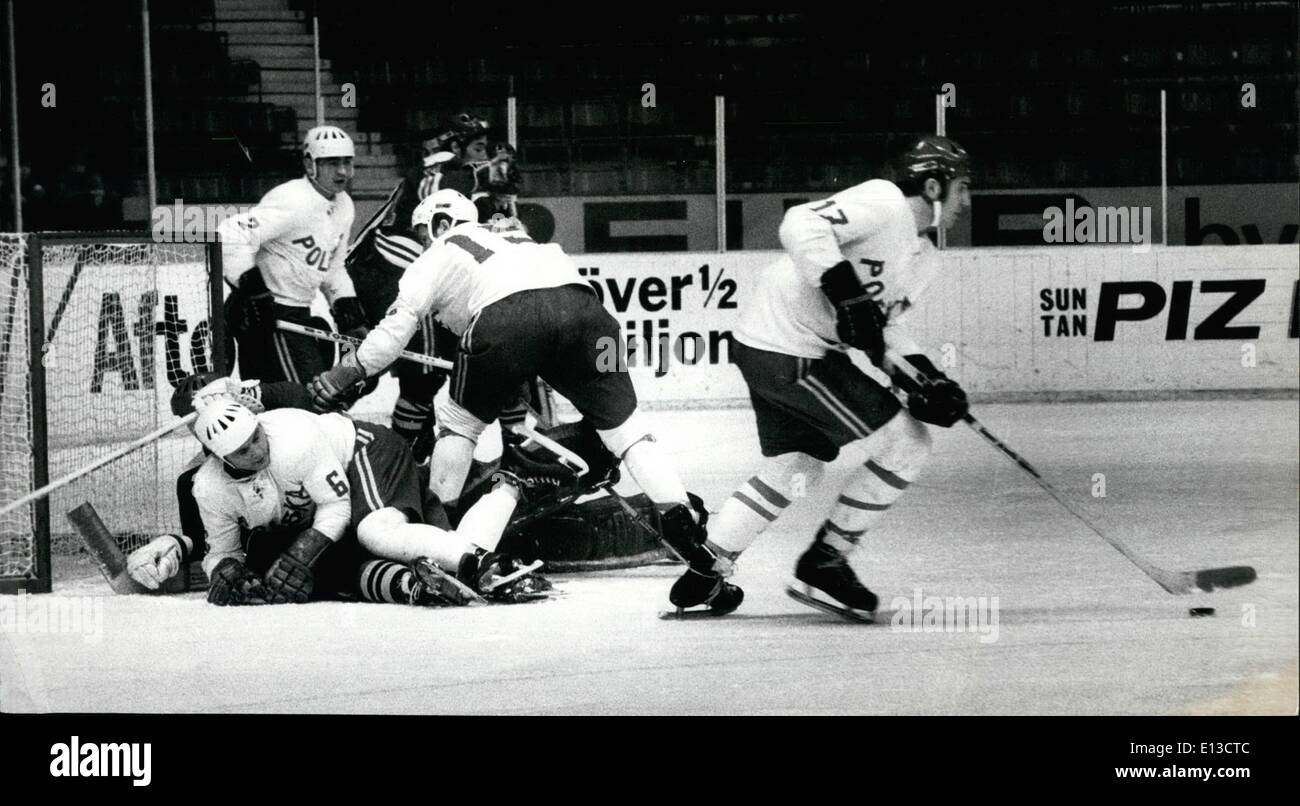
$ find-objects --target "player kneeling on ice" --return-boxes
[308,189,734,612]
[692,135,973,621]
[129,399,554,606]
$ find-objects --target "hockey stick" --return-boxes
[507,422,589,476]
[886,351,1257,595]
[275,320,453,371]
[0,412,199,519]
[65,502,154,595]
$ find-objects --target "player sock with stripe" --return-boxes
[392,397,432,444]
[708,452,826,557]
[824,459,915,542]
[356,560,414,603]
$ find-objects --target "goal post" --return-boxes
[0,232,225,594]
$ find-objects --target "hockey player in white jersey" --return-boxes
[217,125,369,384]
[185,400,548,606]
[308,189,737,612]
[679,135,973,620]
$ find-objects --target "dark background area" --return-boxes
[0,0,1295,229]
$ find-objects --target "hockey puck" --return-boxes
[1188,607,1216,617]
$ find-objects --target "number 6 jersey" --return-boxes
[193,409,357,578]
[736,178,941,360]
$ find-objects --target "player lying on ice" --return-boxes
[127,392,569,607]
[665,135,974,621]
[308,189,730,611]
[128,371,625,604]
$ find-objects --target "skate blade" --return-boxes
[785,585,876,624]
[414,560,488,606]
[482,559,545,594]
[492,590,561,605]
[658,606,728,620]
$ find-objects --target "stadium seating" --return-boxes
[6,1,1294,226]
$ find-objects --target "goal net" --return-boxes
[0,233,223,593]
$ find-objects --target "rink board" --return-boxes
[571,244,1298,404]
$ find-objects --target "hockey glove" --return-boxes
[264,528,334,604]
[819,261,887,365]
[126,534,186,590]
[309,351,368,412]
[892,353,969,428]
[331,297,371,341]
[231,269,275,337]
[207,557,270,606]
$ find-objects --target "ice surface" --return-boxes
[3,400,1295,714]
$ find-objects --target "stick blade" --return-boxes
[66,502,151,594]
[1194,565,1258,593]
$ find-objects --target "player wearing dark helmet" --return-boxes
[424,112,492,199]
[661,135,973,620]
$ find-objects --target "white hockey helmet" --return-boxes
[412,189,478,232]
[195,400,259,458]
[303,125,355,161]
[192,377,267,414]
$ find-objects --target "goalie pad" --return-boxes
[496,493,669,572]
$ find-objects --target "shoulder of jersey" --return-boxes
[257,177,314,210]
[192,456,234,497]
[436,221,481,242]
[838,178,905,204]
[258,407,321,434]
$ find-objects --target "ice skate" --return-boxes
[659,567,744,620]
[483,558,556,603]
[657,497,745,619]
[409,557,487,607]
[786,538,878,623]
[457,550,556,604]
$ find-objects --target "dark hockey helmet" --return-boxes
[895,135,970,198]
[170,371,224,417]
[436,112,491,149]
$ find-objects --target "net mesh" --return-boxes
[1,238,217,582]
[0,235,33,579]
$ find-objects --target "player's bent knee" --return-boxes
[356,508,410,554]
[871,410,933,474]
[759,451,826,492]
[597,409,654,459]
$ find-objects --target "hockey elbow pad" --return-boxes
[819,261,886,364]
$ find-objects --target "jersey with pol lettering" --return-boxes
[193,408,357,578]
[217,177,357,307]
[737,178,940,361]
[355,222,590,374]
